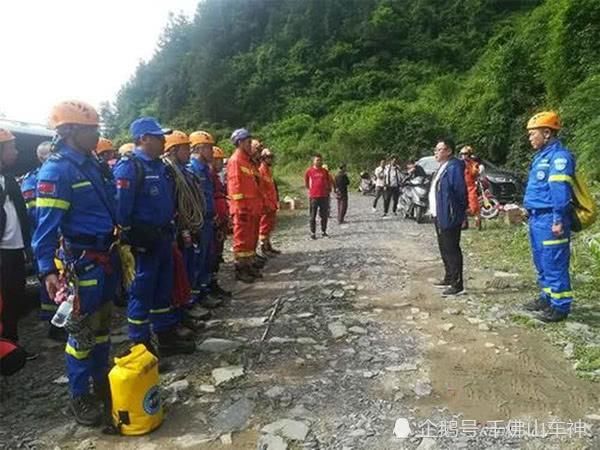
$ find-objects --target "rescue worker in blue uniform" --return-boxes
[32,100,120,426]
[20,141,66,340]
[113,117,195,356]
[523,111,575,322]
[188,131,222,309]
[162,130,211,330]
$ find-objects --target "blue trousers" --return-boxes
[128,239,179,342]
[194,220,214,294]
[529,213,573,312]
[39,282,55,321]
[65,251,119,398]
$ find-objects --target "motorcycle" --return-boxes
[477,177,500,220]
[398,175,430,223]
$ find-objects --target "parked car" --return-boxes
[415,155,524,203]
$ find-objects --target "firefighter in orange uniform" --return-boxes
[227,129,263,283]
[258,148,281,256]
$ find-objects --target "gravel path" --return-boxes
[1,194,598,450]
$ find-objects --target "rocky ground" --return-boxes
[1,194,599,450]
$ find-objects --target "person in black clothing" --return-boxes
[383,156,402,217]
[0,129,35,359]
[335,164,350,224]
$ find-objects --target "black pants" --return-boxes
[337,195,348,223]
[434,220,463,289]
[310,197,329,234]
[383,187,400,214]
[0,249,26,341]
[373,187,384,208]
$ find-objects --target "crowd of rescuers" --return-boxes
[0,100,283,426]
[0,100,574,427]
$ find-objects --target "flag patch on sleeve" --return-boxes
[116,179,131,189]
[37,181,57,196]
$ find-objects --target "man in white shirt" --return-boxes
[0,129,33,357]
[372,159,386,212]
[383,156,402,217]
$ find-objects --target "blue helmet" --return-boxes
[230,128,251,145]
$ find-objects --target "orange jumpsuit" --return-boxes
[226,148,262,260]
[258,162,279,241]
[464,158,480,215]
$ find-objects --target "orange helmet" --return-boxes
[48,100,100,129]
[527,111,561,130]
[118,142,135,156]
[189,131,215,147]
[212,146,225,159]
[0,128,15,144]
[164,130,190,152]
[96,137,114,155]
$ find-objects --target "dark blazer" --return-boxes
[0,173,31,248]
[434,157,468,230]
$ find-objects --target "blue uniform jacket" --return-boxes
[32,145,116,274]
[434,157,468,230]
[523,139,575,224]
[20,168,39,228]
[113,149,175,229]
[188,158,214,218]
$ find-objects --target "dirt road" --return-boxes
[1,194,599,450]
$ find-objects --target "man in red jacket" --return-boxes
[304,154,333,239]
[258,148,281,256]
[227,129,262,283]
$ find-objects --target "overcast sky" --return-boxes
[0,0,198,124]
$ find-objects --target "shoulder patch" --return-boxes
[554,158,568,171]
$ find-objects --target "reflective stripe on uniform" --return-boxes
[542,238,569,246]
[26,200,36,209]
[65,343,91,359]
[550,291,573,299]
[548,174,573,184]
[79,279,98,287]
[543,287,551,294]
[240,166,253,175]
[235,251,255,258]
[231,193,244,200]
[150,307,171,314]
[72,181,92,189]
[95,335,110,344]
[36,198,70,210]
[128,317,150,325]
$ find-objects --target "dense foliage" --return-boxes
[105,0,600,177]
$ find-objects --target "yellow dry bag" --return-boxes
[108,344,163,435]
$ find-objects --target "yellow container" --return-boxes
[108,344,163,435]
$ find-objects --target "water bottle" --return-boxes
[51,295,74,328]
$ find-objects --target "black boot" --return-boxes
[210,280,232,300]
[157,329,196,357]
[93,378,113,427]
[235,262,256,284]
[523,297,551,312]
[537,308,569,323]
[70,394,102,427]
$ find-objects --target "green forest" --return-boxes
[103,0,600,178]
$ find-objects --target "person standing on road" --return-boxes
[227,129,263,283]
[33,101,120,425]
[0,129,34,357]
[459,146,482,230]
[335,164,350,224]
[372,159,386,212]
[305,154,332,239]
[430,139,468,297]
[522,111,575,323]
[258,148,281,256]
[383,156,402,217]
